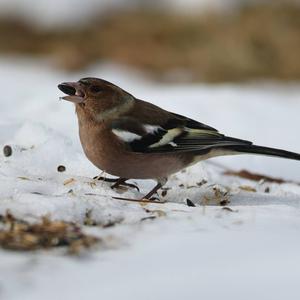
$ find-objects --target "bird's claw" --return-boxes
[93,176,119,183]
[93,176,140,192]
[111,181,140,192]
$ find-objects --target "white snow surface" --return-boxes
[1,58,300,299]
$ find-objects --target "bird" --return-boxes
[58,77,300,201]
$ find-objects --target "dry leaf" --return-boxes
[224,169,298,185]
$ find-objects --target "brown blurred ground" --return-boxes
[1,2,300,82]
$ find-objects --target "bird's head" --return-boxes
[58,77,134,121]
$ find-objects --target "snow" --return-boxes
[1,57,300,299]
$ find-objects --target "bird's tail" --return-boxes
[227,144,300,161]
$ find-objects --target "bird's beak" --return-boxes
[58,82,85,104]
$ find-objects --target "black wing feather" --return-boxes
[111,116,252,154]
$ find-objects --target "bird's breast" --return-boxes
[78,122,125,172]
[78,121,190,179]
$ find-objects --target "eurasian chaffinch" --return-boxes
[58,78,300,201]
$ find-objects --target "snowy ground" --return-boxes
[1,57,300,299]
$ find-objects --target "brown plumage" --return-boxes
[58,77,300,200]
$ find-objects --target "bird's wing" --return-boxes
[110,113,252,154]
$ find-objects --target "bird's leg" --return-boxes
[141,178,167,200]
[142,182,162,200]
[111,178,167,203]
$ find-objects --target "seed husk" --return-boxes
[3,145,12,157]
[0,212,100,253]
[57,165,66,172]
[186,199,196,207]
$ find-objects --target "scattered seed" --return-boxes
[220,199,230,206]
[141,216,157,222]
[186,199,196,207]
[161,190,168,197]
[57,165,66,172]
[239,185,257,192]
[155,210,167,217]
[18,176,30,181]
[102,221,119,228]
[186,185,197,189]
[84,210,97,226]
[3,145,12,157]
[197,179,208,186]
[88,181,97,189]
[31,192,44,195]
[222,207,238,213]
[63,178,76,185]
[0,212,100,253]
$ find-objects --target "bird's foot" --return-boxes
[94,176,139,192]
[149,196,160,201]
[111,182,164,204]
[93,176,119,183]
[111,179,140,192]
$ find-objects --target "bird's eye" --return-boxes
[90,86,102,93]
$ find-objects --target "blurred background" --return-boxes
[2,3,300,299]
[1,0,300,83]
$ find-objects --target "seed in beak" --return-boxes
[58,84,76,95]
[58,82,85,104]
